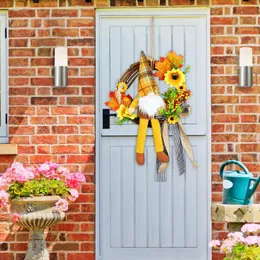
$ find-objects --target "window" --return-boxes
[0,12,8,143]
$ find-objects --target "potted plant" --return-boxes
[0,161,86,260]
[209,223,260,260]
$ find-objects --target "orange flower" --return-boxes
[121,94,132,107]
[154,57,172,80]
[105,91,120,111]
[167,51,183,69]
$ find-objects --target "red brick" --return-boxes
[233,7,259,15]
[37,146,51,154]
[80,242,95,251]
[67,97,94,105]
[31,78,53,86]
[81,9,95,17]
[53,28,79,37]
[211,96,238,104]
[81,48,95,56]
[10,87,35,96]
[31,97,57,105]
[235,124,258,132]
[9,126,35,135]
[67,135,94,144]
[52,126,78,134]
[9,97,29,105]
[31,58,53,66]
[53,145,79,154]
[80,28,95,37]
[0,253,14,260]
[30,116,57,125]
[9,39,28,47]
[9,116,28,125]
[241,115,257,122]
[9,19,28,28]
[9,10,35,18]
[236,144,260,152]
[30,155,57,164]
[67,38,94,46]
[211,27,224,35]
[241,134,257,142]
[51,223,80,232]
[52,243,79,251]
[67,253,94,260]
[31,38,65,47]
[68,0,94,6]
[212,0,238,4]
[53,88,79,95]
[241,36,256,44]
[9,68,35,76]
[235,105,259,113]
[32,135,57,144]
[67,155,94,163]
[52,106,78,115]
[9,107,35,115]
[80,106,95,114]
[236,27,260,34]
[37,10,50,17]
[52,9,78,17]
[38,68,51,76]
[9,58,28,67]
[38,29,51,37]
[9,29,35,38]
[44,19,65,27]
[29,0,58,7]
[9,78,29,86]
[240,17,256,25]
[211,76,238,85]
[212,134,238,142]
[211,17,237,25]
[211,36,238,45]
[18,146,35,154]
[212,115,239,123]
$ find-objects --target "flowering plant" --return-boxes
[209,223,260,260]
[105,82,138,124]
[0,162,86,218]
[154,51,191,124]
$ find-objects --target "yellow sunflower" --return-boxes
[167,116,179,124]
[178,83,187,92]
[117,105,137,120]
[117,82,128,93]
[164,69,186,88]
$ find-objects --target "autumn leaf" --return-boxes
[154,57,172,80]
[167,51,183,69]
[105,91,120,111]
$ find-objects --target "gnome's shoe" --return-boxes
[136,153,145,166]
[156,152,169,163]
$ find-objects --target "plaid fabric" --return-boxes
[138,51,159,97]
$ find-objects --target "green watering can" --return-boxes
[220,160,260,205]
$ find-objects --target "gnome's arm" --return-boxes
[128,96,139,115]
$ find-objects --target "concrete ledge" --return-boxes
[212,203,260,223]
[0,144,17,155]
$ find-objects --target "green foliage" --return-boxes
[224,245,260,260]
[160,88,182,119]
[183,66,191,75]
[116,117,131,125]
[8,178,70,199]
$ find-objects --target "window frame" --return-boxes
[0,12,8,144]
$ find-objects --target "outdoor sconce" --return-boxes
[54,47,68,88]
[239,47,253,87]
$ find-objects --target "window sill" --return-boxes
[0,144,17,155]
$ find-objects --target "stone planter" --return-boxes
[11,196,65,260]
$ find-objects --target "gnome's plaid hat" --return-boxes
[138,51,159,97]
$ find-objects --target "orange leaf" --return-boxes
[167,51,183,68]
[154,58,172,80]
[105,91,120,111]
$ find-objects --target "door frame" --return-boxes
[95,8,211,260]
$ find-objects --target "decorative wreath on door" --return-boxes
[105,50,198,182]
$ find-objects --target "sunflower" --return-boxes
[117,104,137,120]
[117,82,128,93]
[178,83,187,92]
[164,69,186,88]
[167,116,179,124]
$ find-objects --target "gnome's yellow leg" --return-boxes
[151,118,169,163]
[136,118,149,165]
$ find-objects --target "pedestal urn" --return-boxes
[11,196,65,260]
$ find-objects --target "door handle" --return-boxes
[103,109,117,129]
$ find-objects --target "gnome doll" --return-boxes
[128,51,169,166]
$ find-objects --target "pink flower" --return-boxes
[37,161,59,179]
[11,213,21,224]
[68,189,79,202]
[227,232,244,243]
[66,172,86,189]
[220,239,236,253]
[3,162,34,183]
[241,223,260,234]
[209,240,220,248]
[0,177,6,188]
[244,235,259,245]
[55,199,68,212]
[0,190,9,209]
[57,166,70,176]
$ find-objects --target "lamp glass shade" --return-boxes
[55,47,68,67]
[239,47,252,67]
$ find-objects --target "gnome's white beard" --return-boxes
[138,93,165,117]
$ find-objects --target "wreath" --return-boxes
[105,51,192,125]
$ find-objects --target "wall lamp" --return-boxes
[239,47,253,87]
[54,47,68,88]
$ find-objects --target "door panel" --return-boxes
[101,136,207,259]
[100,17,207,136]
[97,10,210,260]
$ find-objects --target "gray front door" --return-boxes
[96,8,210,260]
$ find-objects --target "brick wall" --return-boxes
[0,0,259,260]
